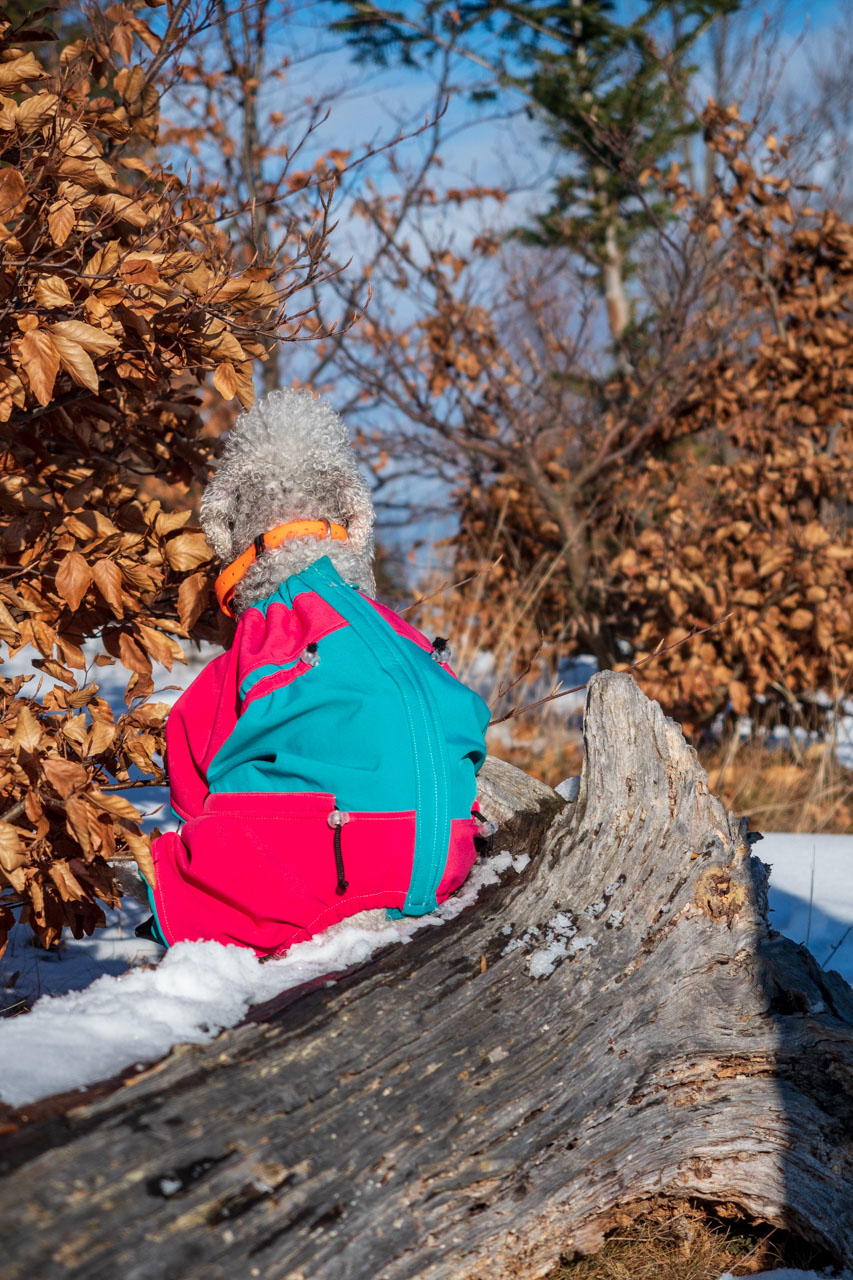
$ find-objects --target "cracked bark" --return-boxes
[0,671,851,1280]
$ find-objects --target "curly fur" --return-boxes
[200,389,376,610]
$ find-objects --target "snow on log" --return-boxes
[0,671,852,1279]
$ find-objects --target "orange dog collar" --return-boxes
[215,519,348,617]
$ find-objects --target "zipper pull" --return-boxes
[328,808,350,895]
[472,808,497,855]
[431,636,452,664]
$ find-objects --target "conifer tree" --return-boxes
[335,0,739,354]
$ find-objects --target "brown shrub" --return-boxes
[0,5,339,952]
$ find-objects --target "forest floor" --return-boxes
[549,1201,842,1279]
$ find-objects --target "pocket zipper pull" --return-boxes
[328,808,350,895]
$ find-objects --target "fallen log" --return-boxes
[1,671,852,1279]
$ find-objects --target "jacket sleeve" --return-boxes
[165,651,236,822]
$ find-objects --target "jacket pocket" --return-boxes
[239,657,311,709]
[154,794,417,954]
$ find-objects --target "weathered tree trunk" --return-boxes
[1,672,852,1280]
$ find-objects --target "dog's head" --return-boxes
[201,389,376,608]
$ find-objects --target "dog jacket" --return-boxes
[149,556,490,954]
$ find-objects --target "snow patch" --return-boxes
[0,846,524,1108]
[718,1271,849,1280]
[758,832,853,983]
[556,776,581,803]
[524,907,599,978]
[528,940,568,978]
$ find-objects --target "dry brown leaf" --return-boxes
[135,623,184,670]
[68,511,120,542]
[55,550,93,611]
[153,507,191,536]
[122,827,156,888]
[64,795,94,856]
[0,167,26,217]
[115,64,147,105]
[88,719,116,754]
[0,823,27,874]
[164,531,213,572]
[33,658,76,686]
[46,199,76,247]
[33,274,73,310]
[56,635,86,670]
[48,860,87,903]
[213,360,238,399]
[0,52,45,91]
[89,789,141,821]
[94,192,150,228]
[803,522,831,549]
[49,320,120,357]
[178,572,208,631]
[92,559,124,617]
[18,328,59,406]
[62,713,89,749]
[0,365,25,422]
[42,756,88,799]
[58,154,116,192]
[118,630,151,675]
[12,704,42,753]
[50,332,99,393]
[13,90,58,130]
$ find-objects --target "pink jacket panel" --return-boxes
[435,816,481,904]
[152,792,416,954]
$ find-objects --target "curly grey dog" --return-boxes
[200,388,376,610]
[136,387,490,954]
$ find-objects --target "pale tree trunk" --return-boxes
[216,0,280,394]
[0,672,851,1278]
[601,211,630,347]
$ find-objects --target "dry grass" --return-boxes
[485,716,853,835]
[546,1201,832,1280]
[487,717,585,790]
[701,732,853,834]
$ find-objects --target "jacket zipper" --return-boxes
[300,562,451,914]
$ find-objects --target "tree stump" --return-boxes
[1,671,852,1279]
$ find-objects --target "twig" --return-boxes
[825,925,853,970]
[0,799,25,825]
[0,779,167,828]
[397,557,504,618]
[489,613,733,726]
[101,780,166,792]
[493,643,544,704]
[805,845,815,947]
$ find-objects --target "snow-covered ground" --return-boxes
[758,832,853,976]
[719,1272,848,1280]
[0,847,531,1106]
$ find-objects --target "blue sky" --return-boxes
[158,0,851,233]
[215,0,850,198]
